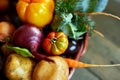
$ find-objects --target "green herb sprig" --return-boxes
[51,0,108,40]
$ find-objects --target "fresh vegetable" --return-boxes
[64,58,120,68]
[51,0,102,40]
[65,38,82,55]
[43,32,68,55]
[51,0,108,40]
[16,0,55,27]
[0,21,16,42]
[0,0,111,80]
[12,24,52,61]
[32,56,69,80]
[4,53,35,80]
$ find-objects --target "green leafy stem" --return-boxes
[51,0,108,40]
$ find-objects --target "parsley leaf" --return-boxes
[51,0,107,40]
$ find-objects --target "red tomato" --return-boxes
[43,32,69,55]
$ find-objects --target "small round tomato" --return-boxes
[43,32,68,55]
[16,0,54,28]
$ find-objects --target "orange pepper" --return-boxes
[16,0,55,28]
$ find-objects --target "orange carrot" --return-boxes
[64,58,120,68]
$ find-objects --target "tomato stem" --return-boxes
[51,38,56,44]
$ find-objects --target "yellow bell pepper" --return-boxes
[16,0,55,28]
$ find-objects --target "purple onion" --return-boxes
[12,24,52,61]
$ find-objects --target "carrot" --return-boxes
[64,58,120,68]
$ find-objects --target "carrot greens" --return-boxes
[51,0,108,40]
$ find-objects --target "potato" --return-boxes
[4,53,34,80]
[32,56,69,80]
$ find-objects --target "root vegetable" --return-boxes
[12,24,52,61]
[32,56,69,80]
[4,53,35,80]
[64,58,120,68]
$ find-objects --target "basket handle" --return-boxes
[78,12,120,37]
[89,12,120,37]
[89,12,120,21]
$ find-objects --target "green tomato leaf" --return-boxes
[6,45,34,58]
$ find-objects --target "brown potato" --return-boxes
[32,56,69,80]
[4,53,34,80]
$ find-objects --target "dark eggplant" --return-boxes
[65,38,82,55]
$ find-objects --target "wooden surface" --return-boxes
[71,0,120,80]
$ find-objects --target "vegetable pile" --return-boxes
[2,0,120,80]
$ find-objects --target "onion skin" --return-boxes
[13,24,44,50]
[12,24,52,61]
